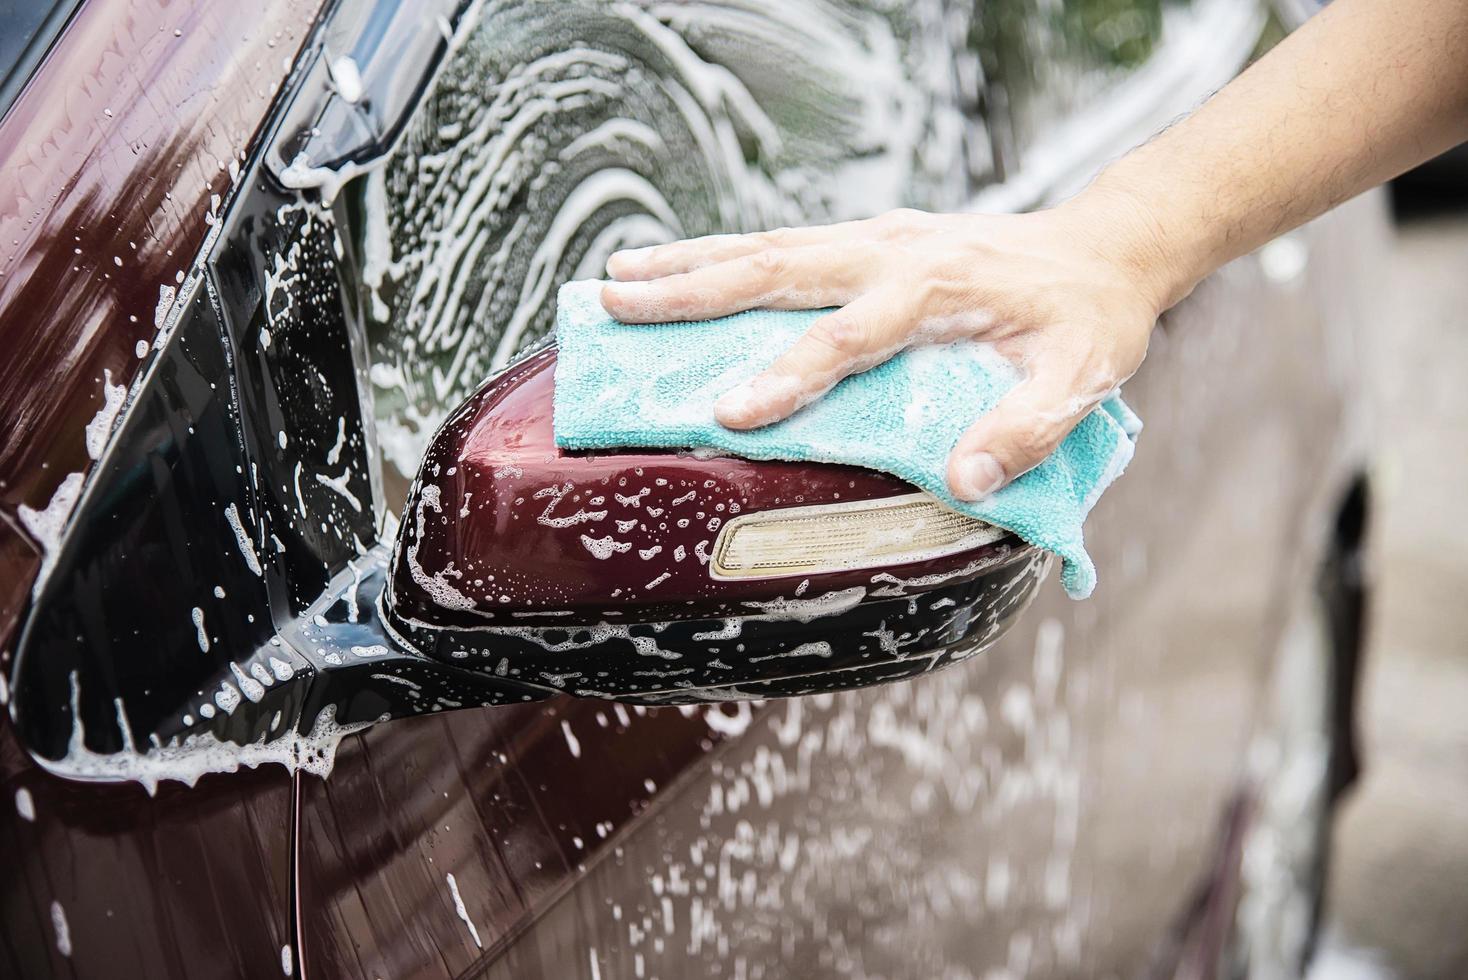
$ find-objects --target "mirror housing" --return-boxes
[384,347,1050,702]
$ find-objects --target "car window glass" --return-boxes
[976,0,1197,175]
[0,0,82,122]
[338,1,995,510]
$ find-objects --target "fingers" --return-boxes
[607,223,859,281]
[600,244,870,323]
[715,288,913,429]
[946,371,1096,501]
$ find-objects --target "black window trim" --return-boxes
[0,0,87,127]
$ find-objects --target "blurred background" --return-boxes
[1310,162,1468,980]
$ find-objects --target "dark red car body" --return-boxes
[0,1,1382,977]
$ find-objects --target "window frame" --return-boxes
[0,0,85,125]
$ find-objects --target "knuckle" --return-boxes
[747,248,788,281]
[640,241,676,265]
[808,316,869,357]
[874,207,924,235]
[909,275,944,309]
[1009,420,1066,465]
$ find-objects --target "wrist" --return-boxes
[1063,172,1211,315]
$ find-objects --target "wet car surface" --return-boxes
[0,0,1383,977]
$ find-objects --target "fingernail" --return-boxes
[606,279,653,297]
[714,383,760,425]
[607,247,652,276]
[951,452,1006,501]
[600,280,655,317]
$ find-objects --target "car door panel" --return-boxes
[1061,191,1385,972]
[296,699,736,975]
[0,1,324,976]
[0,737,296,980]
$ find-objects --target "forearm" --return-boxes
[1074,0,1468,311]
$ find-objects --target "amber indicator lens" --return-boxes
[710,492,1006,579]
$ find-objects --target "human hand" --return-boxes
[601,199,1179,501]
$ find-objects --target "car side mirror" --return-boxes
[382,346,1050,703]
[9,328,1044,780]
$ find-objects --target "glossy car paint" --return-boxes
[0,1,324,976]
[0,1,1388,978]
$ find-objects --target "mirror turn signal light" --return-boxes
[710,492,1006,579]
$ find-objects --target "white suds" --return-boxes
[702,701,756,737]
[215,682,241,714]
[224,503,264,576]
[36,673,378,793]
[749,641,833,663]
[18,472,84,553]
[445,873,482,949]
[328,55,363,103]
[51,901,71,957]
[580,534,630,560]
[614,488,650,507]
[18,471,85,595]
[191,607,209,652]
[325,416,347,465]
[868,552,1011,597]
[404,485,477,611]
[281,944,294,976]
[85,369,128,460]
[744,586,866,623]
[154,283,177,334]
[315,469,363,511]
[277,152,369,207]
[535,484,607,528]
[230,662,266,703]
[692,619,743,642]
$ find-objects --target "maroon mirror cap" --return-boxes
[386,346,1033,628]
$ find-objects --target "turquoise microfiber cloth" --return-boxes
[552,280,1141,598]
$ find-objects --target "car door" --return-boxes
[275,0,1383,977]
[0,1,327,977]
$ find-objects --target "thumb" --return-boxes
[946,373,1089,501]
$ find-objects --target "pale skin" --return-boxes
[599,0,1468,501]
